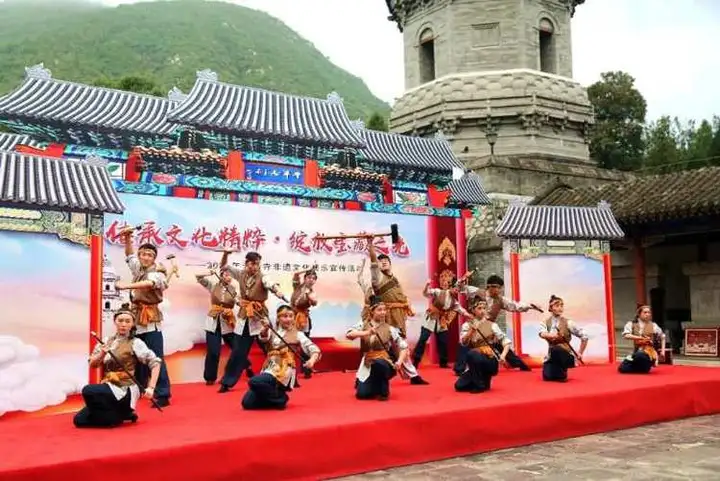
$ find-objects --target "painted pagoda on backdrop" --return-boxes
[0,64,489,216]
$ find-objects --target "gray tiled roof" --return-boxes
[358,129,460,172]
[0,64,178,137]
[167,69,364,148]
[0,151,125,214]
[447,172,491,205]
[0,133,36,152]
[495,200,625,240]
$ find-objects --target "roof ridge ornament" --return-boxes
[351,119,366,130]
[196,69,219,82]
[326,91,343,104]
[434,130,448,142]
[83,153,109,166]
[597,200,611,210]
[509,197,528,207]
[168,87,187,103]
[25,64,52,80]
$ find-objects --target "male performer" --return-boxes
[367,239,428,385]
[195,266,244,386]
[218,250,286,393]
[618,305,666,374]
[539,295,588,382]
[115,229,171,407]
[455,274,537,374]
[357,258,374,321]
[412,273,471,368]
[290,267,318,378]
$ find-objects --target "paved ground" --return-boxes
[334,414,720,480]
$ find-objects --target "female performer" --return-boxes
[290,267,319,378]
[346,295,409,401]
[455,297,510,393]
[618,305,666,374]
[241,305,321,410]
[538,295,588,382]
[74,304,161,428]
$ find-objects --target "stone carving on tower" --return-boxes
[384,0,626,285]
[102,255,130,335]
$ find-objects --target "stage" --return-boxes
[2,365,720,481]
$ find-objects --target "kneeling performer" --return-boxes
[538,295,588,382]
[618,305,666,374]
[74,304,161,428]
[455,297,510,393]
[346,296,408,401]
[241,305,321,410]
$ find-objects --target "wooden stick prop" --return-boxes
[90,331,164,412]
[314,223,401,245]
[263,322,311,362]
[165,254,180,285]
[469,321,510,369]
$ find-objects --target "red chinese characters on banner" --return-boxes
[103,221,411,257]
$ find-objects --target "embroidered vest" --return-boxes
[466,319,497,348]
[210,281,236,308]
[102,337,136,387]
[545,316,571,351]
[238,270,269,302]
[360,321,392,354]
[291,285,312,310]
[632,321,655,346]
[131,263,165,305]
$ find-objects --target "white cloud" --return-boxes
[158,298,205,355]
[0,336,86,417]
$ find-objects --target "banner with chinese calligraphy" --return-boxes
[103,193,431,383]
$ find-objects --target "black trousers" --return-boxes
[413,326,449,367]
[135,330,171,400]
[454,342,529,373]
[455,350,499,393]
[618,350,653,374]
[204,322,239,383]
[73,384,132,428]
[542,346,576,382]
[356,359,395,399]
[241,373,290,410]
[222,322,264,388]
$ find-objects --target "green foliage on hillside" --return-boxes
[0,0,390,120]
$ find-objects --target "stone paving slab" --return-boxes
[333,415,720,480]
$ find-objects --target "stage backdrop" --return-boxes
[505,239,612,364]
[0,228,90,418]
[103,193,430,383]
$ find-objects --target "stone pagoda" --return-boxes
[385,0,628,283]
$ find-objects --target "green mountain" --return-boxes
[0,0,390,120]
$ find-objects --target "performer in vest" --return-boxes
[412,273,471,368]
[74,304,161,428]
[242,305,321,410]
[195,266,246,386]
[218,250,286,393]
[539,295,589,382]
[290,267,318,379]
[618,305,666,374]
[346,295,409,401]
[455,297,510,393]
[115,229,171,407]
[454,274,537,374]
[367,240,429,385]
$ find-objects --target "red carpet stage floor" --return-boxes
[2,365,720,481]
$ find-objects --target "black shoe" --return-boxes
[218,384,230,393]
[302,367,313,379]
[245,368,255,378]
[410,376,429,385]
[520,366,532,372]
[205,380,215,385]
[439,363,449,369]
[125,411,138,423]
[153,398,170,408]
[378,394,389,401]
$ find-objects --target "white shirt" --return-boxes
[423,287,471,332]
[538,316,588,361]
[346,320,408,382]
[459,320,511,348]
[622,320,665,339]
[259,327,320,389]
[196,275,238,335]
[126,254,168,334]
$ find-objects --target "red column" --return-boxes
[603,253,617,363]
[226,151,246,180]
[633,236,647,305]
[304,159,320,187]
[173,187,197,198]
[89,233,104,384]
[124,150,142,182]
[509,250,523,354]
[383,178,394,204]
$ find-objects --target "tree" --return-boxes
[365,112,388,132]
[92,76,165,97]
[587,71,647,171]
[643,116,681,173]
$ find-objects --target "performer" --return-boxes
[455,297,510,393]
[357,258,375,322]
[346,295,409,401]
[412,273,471,368]
[290,266,318,378]
[195,267,245,386]
[618,305,666,374]
[455,274,536,374]
[539,295,589,382]
[241,305,321,410]
[74,304,161,428]
[115,229,171,407]
[367,240,429,385]
[218,250,286,393]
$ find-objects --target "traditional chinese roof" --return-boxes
[320,164,387,184]
[531,168,720,225]
[0,151,125,214]
[495,200,625,240]
[0,133,35,152]
[166,70,364,149]
[135,146,225,164]
[0,64,179,140]
[358,128,460,173]
[446,172,491,206]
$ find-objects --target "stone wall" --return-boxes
[683,262,720,327]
